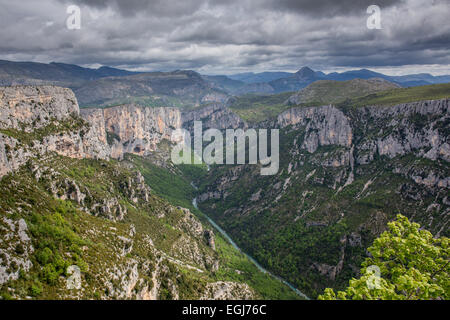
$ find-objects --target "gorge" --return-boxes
[0,83,448,299]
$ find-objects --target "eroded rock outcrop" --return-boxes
[277,105,353,153]
[182,102,247,132]
[98,104,182,158]
[0,218,34,285]
[200,281,255,300]
[0,86,78,130]
[277,99,449,164]
[358,99,450,162]
[0,86,110,178]
[0,86,188,178]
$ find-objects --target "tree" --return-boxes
[319,214,449,300]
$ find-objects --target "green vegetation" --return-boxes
[0,151,300,299]
[127,154,302,299]
[196,120,449,298]
[213,235,300,299]
[228,82,449,123]
[339,83,450,108]
[228,92,295,122]
[126,154,201,210]
[0,156,203,299]
[80,95,190,109]
[289,79,399,106]
[0,115,88,146]
[31,200,90,284]
[320,215,449,300]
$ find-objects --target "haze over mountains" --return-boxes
[1,60,450,108]
[0,60,136,86]
[226,66,450,93]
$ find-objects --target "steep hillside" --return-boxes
[268,67,325,93]
[0,85,299,300]
[229,72,293,84]
[338,83,450,108]
[287,78,400,105]
[196,98,450,298]
[202,75,246,94]
[0,60,135,87]
[74,71,228,108]
[227,92,295,123]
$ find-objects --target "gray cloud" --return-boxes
[269,0,405,17]
[58,0,207,17]
[0,0,449,75]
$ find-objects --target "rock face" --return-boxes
[277,105,353,153]
[277,99,449,162]
[0,86,78,130]
[200,281,254,300]
[0,86,252,179]
[197,98,449,297]
[357,99,450,162]
[182,102,247,132]
[81,104,183,159]
[0,86,110,178]
[0,86,188,178]
[78,108,111,160]
[0,218,34,285]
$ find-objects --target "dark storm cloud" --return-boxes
[59,0,404,18]
[270,0,405,17]
[0,0,449,75]
[57,0,206,17]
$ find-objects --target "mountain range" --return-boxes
[0,60,136,87]
[223,67,450,94]
[1,60,450,108]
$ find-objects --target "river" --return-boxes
[191,195,310,300]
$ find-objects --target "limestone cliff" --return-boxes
[81,104,183,159]
[277,105,353,153]
[0,87,188,178]
[196,98,449,297]
[0,86,109,178]
[277,99,449,162]
[182,102,247,133]
[0,85,262,300]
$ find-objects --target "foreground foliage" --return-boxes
[319,215,449,300]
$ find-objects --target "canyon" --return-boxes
[0,84,448,299]
[0,85,292,300]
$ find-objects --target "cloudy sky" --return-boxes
[0,0,449,75]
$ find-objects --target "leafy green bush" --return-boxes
[319,215,449,300]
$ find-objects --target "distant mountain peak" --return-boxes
[97,66,116,70]
[294,67,320,80]
[296,66,314,74]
